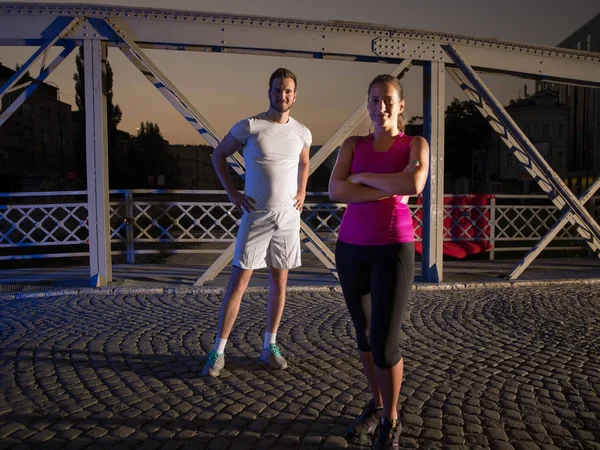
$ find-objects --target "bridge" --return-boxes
[1,2,600,287]
[1,4,600,449]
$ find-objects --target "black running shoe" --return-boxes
[373,417,402,449]
[347,399,382,437]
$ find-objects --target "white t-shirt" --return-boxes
[230,112,312,211]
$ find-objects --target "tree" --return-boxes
[125,122,180,188]
[444,98,490,182]
[73,47,123,187]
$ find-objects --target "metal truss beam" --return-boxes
[0,16,80,97]
[1,3,600,86]
[99,18,246,176]
[509,177,600,280]
[0,16,80,126]
[88,17,338,285]
[0,42,76,126]
[445,49,600,276]
[2,3,599,285]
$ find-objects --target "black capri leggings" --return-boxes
[335,240,415,369]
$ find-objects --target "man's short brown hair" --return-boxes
[269,68,297,91]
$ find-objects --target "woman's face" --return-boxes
[368,81,404,130]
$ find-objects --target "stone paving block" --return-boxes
[0,422,25,438]
[3,285,600,449]
[490,441,516,450]
[529,433,554,444]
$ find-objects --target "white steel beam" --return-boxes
[0,43,76,126]
[101,17,246,176]
[509,177,600,280]
[445,49,600,266]
[421,61,445,283]
[0,16,80,97]
[85,39,112,287]
[92,17,338,285]
[1,4,600,86]
[193,244,235,286]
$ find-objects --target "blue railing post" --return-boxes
[125,190,135,264]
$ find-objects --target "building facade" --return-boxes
[169,144,221,190]
[0,64,75,192]
[536,13,600,194]
[494,90,570,194]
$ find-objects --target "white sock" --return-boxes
[264,332,276,348]
[213,338,227,354]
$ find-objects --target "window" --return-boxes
[22,103,33,116]
[3,148,22,163]
[41,130,52,148]
[587,34,591,51]
[523,124,531,137]
[5,120,20,135]
[40,107,51,121]
[558,124,564,138]
[23,127,34,139]
[542,124,550,137]
[558,152,564,167]
[1,92,19,109]
[577,41,581,50]
[506,153,513,167]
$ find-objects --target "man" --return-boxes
[201,68,312,377]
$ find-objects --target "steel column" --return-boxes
[422,61,446,282]
[84,39,112,287]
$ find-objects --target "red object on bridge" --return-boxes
[413,194,494,259]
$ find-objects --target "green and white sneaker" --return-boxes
[201,350,225,377]
[260,344,288,370]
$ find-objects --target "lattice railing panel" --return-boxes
[302,203,345,244]
[0,203,88,247]
[494,206,580,241]
[131,202,241,242]
[1,192,597,259]
[442,204,492,241]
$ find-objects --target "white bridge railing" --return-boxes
[1,190,599,263]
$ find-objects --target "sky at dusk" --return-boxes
[1,0,599,145]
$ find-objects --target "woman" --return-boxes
[329,74,429,449]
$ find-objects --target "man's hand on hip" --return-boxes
[228,190,256,213]
[294,191,306,213]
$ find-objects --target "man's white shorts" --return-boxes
[233,208,302,270]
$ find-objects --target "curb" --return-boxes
[2,277,600,300]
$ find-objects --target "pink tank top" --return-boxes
[338,134,414,246]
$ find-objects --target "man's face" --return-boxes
[268,77,297,113]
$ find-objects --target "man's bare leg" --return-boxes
[216,266,254,340]
[260,267,289,369]
[202,266,253,377]
[265,267,289,334]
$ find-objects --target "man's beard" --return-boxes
[270,100,293,114]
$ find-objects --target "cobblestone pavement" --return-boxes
[1,284,600,449]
